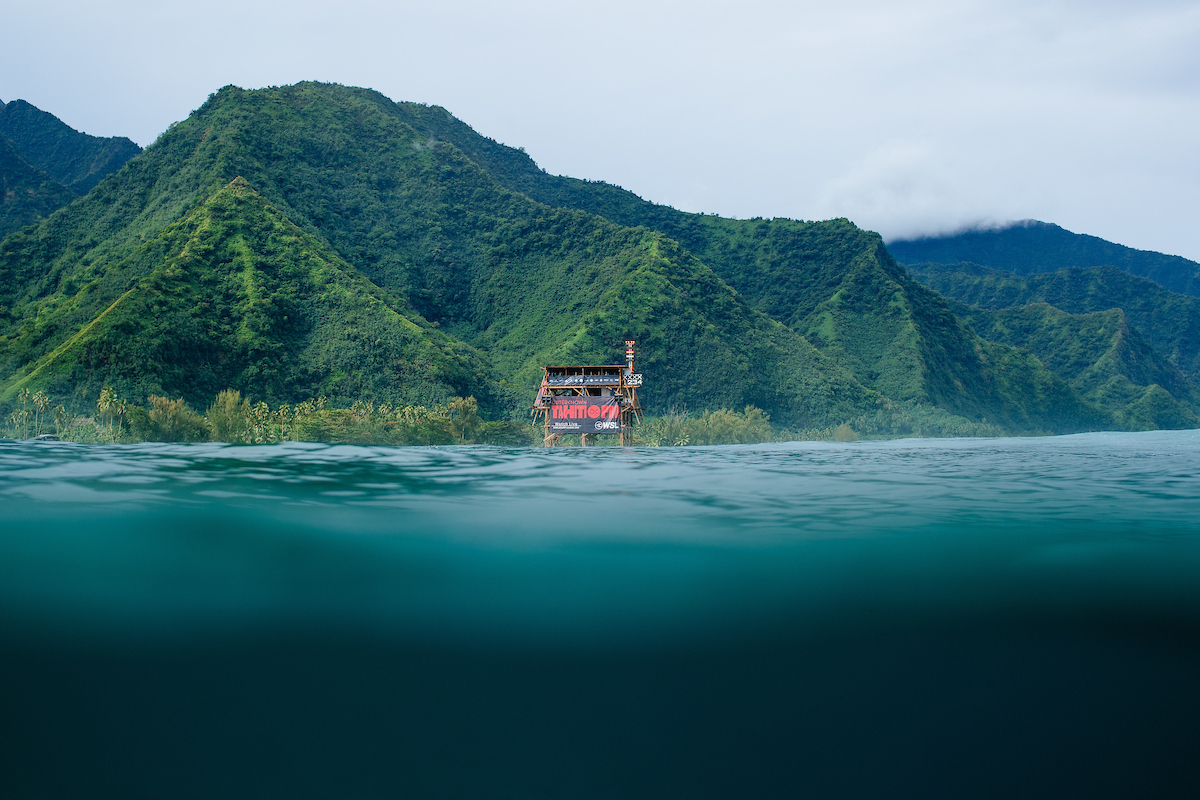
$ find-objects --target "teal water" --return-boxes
[3,432,1200,798]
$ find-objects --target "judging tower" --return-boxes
[532,340,644,446]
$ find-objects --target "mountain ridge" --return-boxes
[0,84,894,428]
[909,261,1200,382]
[0,82,1173,435]
[908,262,1200,428]
[0,99,142,196]
[0,178,498,408]
[888,221,1200,298]
[0,135,77,239]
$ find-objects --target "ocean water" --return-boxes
[2,432,1199,798]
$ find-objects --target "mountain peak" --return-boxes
[224,175,256,193]
[889,220,1200,297]
[0,98,141,195]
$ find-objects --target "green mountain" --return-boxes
[1,178,495,407]
[888,221,1200,298]
[907,262,1200,429]
[0,99,142,196]
[909,262,1200,382]
[0,84,886,428]
[955,303,1198,429]
[364,97,1102,430]
[0,135,76,239]
[0,82,1128,434]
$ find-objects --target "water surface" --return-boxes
[2,433,1199,798]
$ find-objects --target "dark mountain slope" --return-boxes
[909,262,1200,382]
[0,179,492,408]
[0,100,142,195]
[889,221,1200,297]
[0,136,75,239]
[957,303,1198,430]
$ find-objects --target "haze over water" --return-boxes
[3,433,1200,798]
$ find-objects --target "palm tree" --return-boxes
[113,399,127,442]
[250,401,271,443]
[97,387,125,442]
[273,403,292,441]
[448,396,480,442]
[54,406,71,438]
[32,391,49,437]
[16,388,31,439]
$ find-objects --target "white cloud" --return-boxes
[811,139,994,239]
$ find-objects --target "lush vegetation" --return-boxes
[6,385,1010,447]
[889,221,1200,298]
[0,82,1192,440]
[907,262,1200,429]
[0,99,141,195]
[0,83,882,431]
[0,179,499,412]
[959,303,1198,428]
[0,136,77,240]
[377,96,1107,432]
[3,386,537,445]
[909,262,1200,381]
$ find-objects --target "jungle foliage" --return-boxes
[0,136,77,240]
[909,262,1200,382]
[380,95,1107,432]
[0,99,142,196]
[0,179,496,412]
[0,82,1192,441]
[3,386,535,446]
[908,262,1200,429]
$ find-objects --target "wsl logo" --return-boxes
[549,397,621,434]
[550,400,620,421]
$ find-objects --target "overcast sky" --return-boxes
[4,0,1198,259]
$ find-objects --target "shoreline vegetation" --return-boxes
[2,387,1015,447]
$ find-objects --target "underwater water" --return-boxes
[2,432,1199,798]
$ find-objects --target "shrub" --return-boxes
[634,406,775,446]
[148,396,211,442]
[206,389,251,442]
[832,423,859,442]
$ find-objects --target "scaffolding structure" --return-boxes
[531,340,643,446]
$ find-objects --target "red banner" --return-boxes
[548,397,622,434]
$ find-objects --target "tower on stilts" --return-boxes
[532,340,643,446]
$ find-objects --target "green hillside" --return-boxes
[0,85,888,426]
[0,136,76,239]
[0,82,1152,435]
[889,221,1200,298]
[0,179,494,408]
[956,303,1199,429]
[0,99,142,195]
[362,95,1103,430]
[909,262,1200,382]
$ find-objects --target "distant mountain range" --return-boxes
[895,224,1200,429]
[0,100,141,195]
[0,134,76,238]
[0,99,141,240]
[889,220,1200,298]
[0,84,1194,434]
